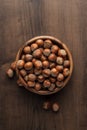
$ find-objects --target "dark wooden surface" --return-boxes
[0,0,87,130]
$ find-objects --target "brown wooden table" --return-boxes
[0,0,87,130]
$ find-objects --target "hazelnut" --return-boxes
[56,65,63,72]
[57,73,64,81]
[31,43,38,51]
[50,77,56,83]
[56,57,64,65]
[20,69,27,77]
[48,53,57,62]
[6,68,14,78]
[56,81,63,88]
[36,39,44,46]
[17,79,23,86]
[43,49,51,57]
[34,69,42,75]
[63,68,70,77]
[50,68,58,77]
[24,75,29,82]
[42,61,49,68]
[58,49,67,57]
[24,62,33,70]
[43,80,51,88]
[16,60,25,69]
[41,55,47,61]
[35,83,41,91]
[43,69,50,77]
[64,60,70,67]
[33,49,42,58]
[52,103,59,112]
[25,54,33,61]
[48,84,55,91]
[43,101,51,110]
[34,60,42,69]
[32,58,36,63]
[51,45,59,53]
[39,48,43,53]
[49,62,56,69]
[10,61,16,70]
[28,74,36,81]
[44,39,52,48]
[27,81,35,87]
[21,55,25,60]
[37,75,44,83]
[27,69,34,74]
[23,46,31,54]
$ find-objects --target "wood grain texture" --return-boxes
[0,0,87,130]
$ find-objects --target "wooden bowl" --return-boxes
[16,36,73,95]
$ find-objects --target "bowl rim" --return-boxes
[16,36,73,95]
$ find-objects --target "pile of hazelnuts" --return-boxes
[15,38,70,92]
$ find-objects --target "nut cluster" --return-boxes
[13,38,70,92]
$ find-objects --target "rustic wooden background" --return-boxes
[0,0,87,130]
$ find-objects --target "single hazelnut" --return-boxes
[27,81,35,87]
[6,68,14,78]
[28,74,36,81]
[24,62,33,70]
[23,46,31,54]
[50,77,56,83]
[57,73,64,82]
[64,60,70,67]
[43,101,51,110]
[16,60,25,69]
[37,75,44,83]
[58,49,67,57]
[17,79,23,86]
[48,84,55,91]
[43,49,51,57]
[35,83,41,91]
[43,69,50,77]
[21,55,25,60]
[50,68,58,77]
[56,81,63,88]
[25,54,33,61]
[43,80,51,88]
[10,61,16,70]
[41,55,47,61]
[36,39,44,46]
[44,39,52,48]
[33,49,42,58]
[34,68,42,75]
[63,68,70,77]
[42,61,49,68]
[24,75,29,82]
[31,43,38,51]
[49,62,56,69]
[48,53,57,62]
[51,45,59,54]
[56,57,64,65]
[34,60,42,69]
[52,103,59,112]
[56,65,63,72]
[20,69,27,77]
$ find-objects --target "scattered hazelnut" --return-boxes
[35,83,41,91]
[20,69,27,77]
[56,65,63,72]
[6,68,14,78]
[10,61,16,70]
[51,45,59,53]
[34,69,42,75]
[27,81,35,87]
[56,81,63,88]
[28,74,36,81]
[24,75,29,82]
[43,101,51,110]
[41,55,47,61]
[56,57,64,65]
[44,39,52,48]
[58,49,67,57]
[34,60,42,69]
[42,61,49,68]
[24,62,33,70]
[16,60,25,69]
[33,49,42,58]
[63,68,70,77]
[49,62,56,69]
[17,79,23,86]
[25,54,33,61]
[52,103,59,112]
[48,53,57,62]
[48,84,55,91]
[23,46,31,54]
[37,75,44,83]
[50,77,56,83]
[43,80,51,88]
[64,60,70,67]
[31,43,38,51]
[43,69,50,77]
[36,39,44,46]
[50,68,58,77]
[57,73,64,81]
[43,49,51,57]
